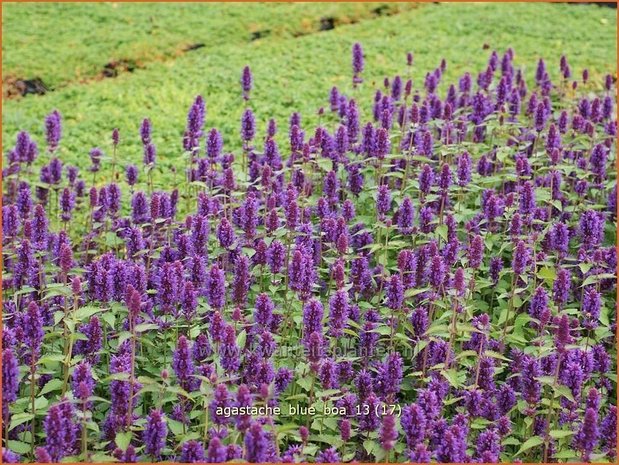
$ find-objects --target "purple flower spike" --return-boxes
[241,65,253,100]
[144,409,168,458]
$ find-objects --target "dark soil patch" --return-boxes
[371,4,405,17]
[101,59,138,78]
[3,77,49,99]
[250,29,271,41]
[574,1,617,7]
[184,43,206,52]
[319,17,336,31]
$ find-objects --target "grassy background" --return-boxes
[2,2,616,179]
[2,2,417,88]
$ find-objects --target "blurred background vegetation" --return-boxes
[2,2,616,177]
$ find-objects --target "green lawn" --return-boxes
[3,2,616,182]
[2,2,417,88]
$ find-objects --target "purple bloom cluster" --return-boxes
[1,42,616,464]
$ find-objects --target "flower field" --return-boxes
[2,3,617,464]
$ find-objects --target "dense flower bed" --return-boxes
[1,43,617,463]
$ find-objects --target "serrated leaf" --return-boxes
[363,439,377,456]
[75,306,103,321]
[440,368,462,388]
[296,377,313,392]
[236,329,247,349]
[100,311,115,329]
[552,449,578,459]
[7,440,31,454]
[115,431,133,451]
[39,378,63,396]
[34,396,49,410]
[134,323,159,333]
[550,429,574,439]
[8,413,34,432]
[553,385,576,403]
[436,224,448,242]
[53,311,65,326]
[89,453,117,462]
[537,266,556,281]
[515,436,544,456]
[167,418,184,436]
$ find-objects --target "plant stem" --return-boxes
[29,357,36,456]
[81,398,88,460]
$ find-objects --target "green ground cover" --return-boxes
[2,2,416,88]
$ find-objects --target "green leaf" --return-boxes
[552,449,578,459]
[578,263,593,275]
[236,329,247,349]
[455,350,478,360]
[39,378,63,396]
[116,331,132,346]
[134,323,160,333]
[315,389,340,398]
[485,350,511,362]
[502,437,521,446]
[550,429,574,439]
[89,453,117,462]
[7,440,31,454]
[537,375,556,385]
[553,385,576,403]
[363,439,377,456]
[436,224,448,242]
[100,311,115,328]
[38,354,66,364]
[8,413,34,432]
[34,396,49,410]
[296,377,313,392]
[167,418,185,436]
[316,158,332,172]
[582,273,615,287]
[515,436,544,456]
[537,266,556,282]
[440,368,462,388]
[53,311,65,326]
[75,305,103,321]
[115,431,133,452]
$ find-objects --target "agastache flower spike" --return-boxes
[241,108,256,142]
[352,42,364,87]
[181,440,206,463]
[72,361,95,402]
[254,293,274,328]
[2,349,20,406]
[379,415,398,451]
[43,402,76,462]
[172,335,195,392]
[207,264,225,310]
[241,65,253,101]
[573,407,599,461]
[144,409,168,458]
[45,110,62,152]
[140,118,152,145]
[512,240,530,275]
[328,289,349,337]
[244,422,270,463]
[386,274,404,310]
[397,196,414,234]
[553,267,571,308]
[303,298,324,341]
